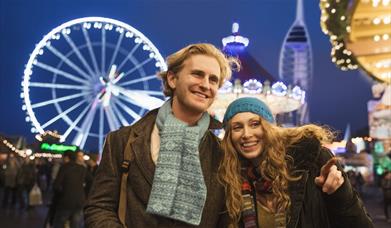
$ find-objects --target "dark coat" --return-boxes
[285,137,373,228]
[85,109,229,228]
[53,161,89,210]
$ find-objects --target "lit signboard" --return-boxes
[40,143,78,153]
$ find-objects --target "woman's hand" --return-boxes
[314,157,344,194]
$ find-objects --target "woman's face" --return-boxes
[230,112,264,159]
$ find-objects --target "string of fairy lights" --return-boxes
[319,0,359,71]
[1,130,63,159]
[1,130,92,161]
[1,138,63,159]
[35,130,61,142]
[1,138,30,158]
[320,0,391,79]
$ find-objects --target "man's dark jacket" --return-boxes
[84,109,228,227]
[284,137,373,228]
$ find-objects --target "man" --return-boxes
[76,150,87,167]
[84,43,239,227]
[2,153,20,209]
[53,151,92,228]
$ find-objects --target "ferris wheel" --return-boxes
[22,17,167,151]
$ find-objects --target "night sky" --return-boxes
[0,0,373,148]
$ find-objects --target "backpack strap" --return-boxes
[118,135,135,227]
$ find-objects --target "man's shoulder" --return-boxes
[107,109,158,138]
[288,136,323,168]
[289,136,320,154]
[109,125,133,137]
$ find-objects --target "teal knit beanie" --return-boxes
[223,97,274,126]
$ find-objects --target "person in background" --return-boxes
[52,151,92,228]
[45,155,70,228]
[2,153,20,209]
[381,170,391,222]
[16,157,36,209]
[76,151,86,168]
[219,97,373,228]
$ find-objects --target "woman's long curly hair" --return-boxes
[218,117,334,228]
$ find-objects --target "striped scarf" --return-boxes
[241,162,284,228]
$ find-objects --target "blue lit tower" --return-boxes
[222,22,276,83]
[210,22,304,124]
[279,0,313,125]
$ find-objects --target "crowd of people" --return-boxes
[0,150,97,227]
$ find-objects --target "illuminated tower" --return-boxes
[279,0,313,124]
[223,22,275,83]
[208,22,305,126]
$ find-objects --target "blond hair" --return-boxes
[218,118,334,227]
[158,43,239,97]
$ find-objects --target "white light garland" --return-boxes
[2,139,27,157]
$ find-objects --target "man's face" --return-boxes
[77,152,84,162]
[168,54,221,115]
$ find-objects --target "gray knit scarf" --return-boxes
[146,100,210,225]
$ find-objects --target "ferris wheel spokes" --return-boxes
[107,31,125,73]
[61,101,93,142]
[114,86,164,110]
[128,90,164,96]
[98,105,104,151]
[34,61,89,85]
[29,82,89,90]
[40,99,86,129]
[117,43,141,71]
[62,33,97,79]
[119,74,159,87]
[31,91,91,109]
[81,27,100,76]
[72,98,99,148]
[115,98,142,121]
[101,28,106,75]
[121,58,153,79]
[46,45,91,81]
[111,99,130,126]
[104,104,121,131]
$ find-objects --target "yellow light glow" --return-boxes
[384,16,391,24]
[372,0,380,7]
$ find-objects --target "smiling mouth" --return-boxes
[192,91,208,99]
[242,141,257,146]
[240,141,259,151]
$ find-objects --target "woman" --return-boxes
[219,97,373,228]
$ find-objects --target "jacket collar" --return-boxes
[130,108,222,186]
[132,109,222,133]
[130,110,158,186]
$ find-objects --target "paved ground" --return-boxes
[360,186,391,227]
[0,185,390,227]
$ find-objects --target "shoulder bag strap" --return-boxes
[118,135,135,227]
